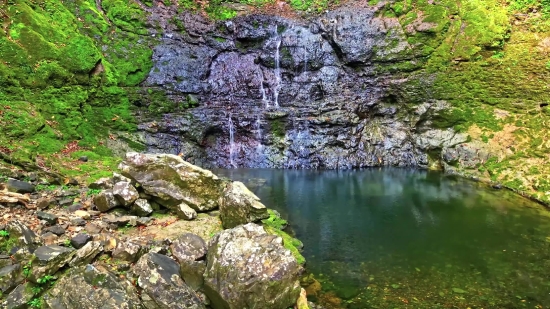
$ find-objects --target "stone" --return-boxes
[0,255,12,269]
[112,172,132,184]
[131,198,153,217]
[70,233,92,249]
[0,264,22,293]
[5,221,42,252]
[5,282,35,309]
[171,233,207,262]
[89,177,113,190]
[112,181,139,207]
[93,190,121,212]
[204,223,302,309]
[41,232,58,246]
[219,181,269,229]
[69,217,86,226]
[74,210,91,220]
[36,211,58,226]
[112,240,147,263]
[69,241,103,267]
[171,233,207,291]
[57,198,73,207]
[6,179,34,194]
[43,264,142,309]
[118,152,225,211]
[67,203,83,212]
[103,215,138,227]
[137,217,152,226]
[36,198,55,210]
[78,156,88,162]
[176,202,197,221]
[132,252,205,309]
[44,225,65,236]
[29,245,75,282]
[84,223,103,234]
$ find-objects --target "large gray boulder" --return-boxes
[170,233,207,291]
[43,264,142,309]
[219,181,269,229]
[132,252,205,309]
[204,223,302,309]
[29,245,75,282]
[118,152,225,211]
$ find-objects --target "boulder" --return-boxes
[171,233,207,291]
[176,203,197,221]
[112,181,139,206]
[6,179,34,194]
[88,177,113,190]
[132,252,205,309]
[69,241,103,267]
[0,264,22,293]
[93,190,121,212]
[36,211,58,226]
[43,264,142,309]
[70,233,92,249]
[4,282,35,309]
[29,245,75,282]
[219,181,269,228]
[204,223,302,309]
[111,239,147,263]
[43,225,65,236]
[5,221,42,252]
[131,198,153,216]
[118,152,225,211]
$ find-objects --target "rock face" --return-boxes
[137,3,465,170]
[204,223,302,309]
[43,264,142,309]
[219,181,269,229]
[170,233,207,291]
[132,252,205,309]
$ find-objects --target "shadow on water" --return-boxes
[216,168,550,309]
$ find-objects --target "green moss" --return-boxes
[269,119,286,138]
[264,225,306,265]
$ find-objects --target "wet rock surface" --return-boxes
[137,3,463,170]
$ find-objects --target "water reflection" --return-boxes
[217,168,550,308]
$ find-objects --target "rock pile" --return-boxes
[0,153,307,309]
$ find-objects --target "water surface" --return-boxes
[217,168,550,309]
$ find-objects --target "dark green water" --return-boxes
[216,168,550,309]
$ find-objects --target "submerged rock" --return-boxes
[204,223,302,309]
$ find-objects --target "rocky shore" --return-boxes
[0,153,311,309]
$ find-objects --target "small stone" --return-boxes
[78,156,88,162]
[70,217,86,226]
[67,203,83,212]
[0,264,22,293]
[131,199,153,217]
[36,198,55,210]
[492,183,503,189]
[44,225,66,236]
[58,198,73,207]
[41,232,59,246]
[176,203,197,221]
[6,179,35,194]
[71,234,93,249]
[68,178,79,186]
[112,182,139,207]
[84,223,102,234]
[89,178,113,190]
[137,217,152,226]
[112,173,132,184]
[112,240,147,263]
[36,211,58,226]
[5,282,35,309]
[93,190,121,212]
[74,210,91,220]
[69,241,103,267]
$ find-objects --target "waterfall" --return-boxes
[228,114,236,168]
[258,71,269,108]
[255,115,263,153]
[273,25,281,108]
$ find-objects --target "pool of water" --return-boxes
[216,168,550,309]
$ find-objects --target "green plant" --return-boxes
[491,51,505,59]
[63,239,73,248]
[37,275,55,285]
[86,188,102,196]
[23,261,32,277]
[546,61,550,70]
[0,230,9,237]
[28,298,42,308]
[31,286,42,295]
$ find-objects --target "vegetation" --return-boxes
[262,210,305,265]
